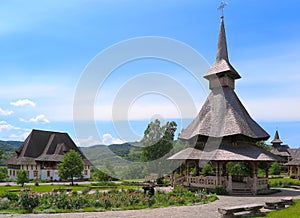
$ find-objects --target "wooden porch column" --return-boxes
[195,160,200,176]
[251,162,258,195]
[180,162,183,176]
[215,161,219,186]
[186,160,190,184]
[219,162,224,186]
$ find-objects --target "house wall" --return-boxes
[8,164,91,181]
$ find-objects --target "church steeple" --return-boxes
[216,17,229,62]
[204,16,241,90]
[271,130,283,147]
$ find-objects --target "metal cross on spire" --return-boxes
[218,1,228,19]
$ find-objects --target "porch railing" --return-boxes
[186,175,218,188]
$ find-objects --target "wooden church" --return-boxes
[169,15,282,195]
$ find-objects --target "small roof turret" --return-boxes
[271,130,283,145]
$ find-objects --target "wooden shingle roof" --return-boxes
[179,87,270,141]
[168,141,283,162]
[6,129,91,166]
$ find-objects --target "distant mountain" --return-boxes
[80,142,141,167]
[0,140,23,164]
[0,140,22,152]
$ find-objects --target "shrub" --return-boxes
[2,192,18,201]
[211,186,228,195]
[290,174,296,179]
[19,192,39,212]
[0,197,10,210]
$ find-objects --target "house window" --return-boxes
[47,171,51,177]
[26,165,28,170]
[35,165,37,170]
[13,170,15,177]
[31,165,33,170]
[9,170,11,176]
[84,170,88,176]
[34,171,38,178]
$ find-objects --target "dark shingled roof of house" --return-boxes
[5,129,92,166]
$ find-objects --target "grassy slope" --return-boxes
[255,199,300,218]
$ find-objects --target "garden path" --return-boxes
[1,188,300,218]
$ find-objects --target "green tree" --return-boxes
[0,167,8,182]
[16,170,29,187]
[269,162,281,175]
[141,119,177,162]
[201,163,215,176]
[58,150,84,186]
[226,162,251,176]
[256,141,272,151]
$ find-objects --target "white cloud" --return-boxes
[77,134,126,147]
[77,136,103,147]
[244,97,300,121]
[10,99,36,107]
[29,114,50,124]
[0,121,20,132]
[0,108,13,116]
[20,115,50,124]
[102,133,126,145]
[10,131,31,141]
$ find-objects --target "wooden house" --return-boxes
[6,129,92,181]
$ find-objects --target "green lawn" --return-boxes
[255,199,300,218]
[0,184,90,194]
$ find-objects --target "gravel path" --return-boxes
[1,188,300,218]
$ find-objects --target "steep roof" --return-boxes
[204,18,241,80]
[168,141,283,162]
[285,149,300,166]
[6,129,91,165]
[271,130,283,144]
[179,87,270,141]
[179,17,269,142]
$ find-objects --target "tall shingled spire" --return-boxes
[204,10,241,90]
[216,17,229,62]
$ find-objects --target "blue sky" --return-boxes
[0,0,299,147]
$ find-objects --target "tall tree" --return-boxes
[58,150,84,186]
[141,119,177,162]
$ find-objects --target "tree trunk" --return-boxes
[71,177,74,186]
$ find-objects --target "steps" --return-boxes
[232,188,253,196]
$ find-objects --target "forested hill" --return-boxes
[80,142,142,167]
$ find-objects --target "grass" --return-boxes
[0,184,90,194]
[269,177,300,187]
[255,199,300,218]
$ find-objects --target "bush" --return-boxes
[0,197,10,210]
[19,192,39,212]
[290,174,296,179]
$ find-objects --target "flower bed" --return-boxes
[0,186,218,213]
